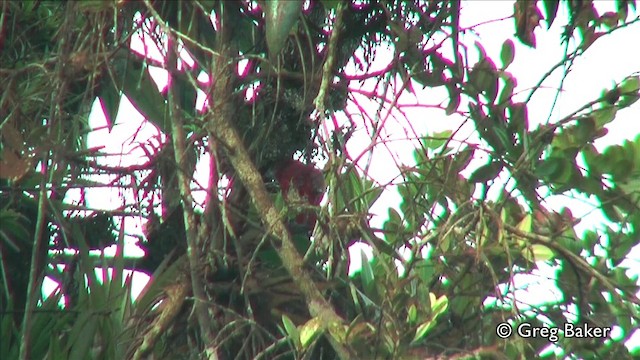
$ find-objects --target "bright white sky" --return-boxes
[48,1,640,354]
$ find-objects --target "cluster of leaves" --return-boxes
[1,0,639,359]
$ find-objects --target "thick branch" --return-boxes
[207,44,351,360]
[142,0,217,353]
[314,1,346,116]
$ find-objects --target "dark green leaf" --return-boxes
[534,157,564,178]
[99,83,120,130]
[282,314,300,349]
[113,62,168,132]
[507,102,529,140]
[423,130,452,150]
[498,73,516,105]
[445,84,461,115]
[500,39,515,69]
[592,107,617,128]
[320,0,340,9]
[469,161,503,183]
[542,0,560,29]
[618,75,640,108]
[265,0,303,57]
[360,250,375,296]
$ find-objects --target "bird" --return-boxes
[274,159,325,231]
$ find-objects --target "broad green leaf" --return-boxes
[522,244,555,262]
[552,165,580,190]
[172,74,198,119]
[543,0,560,29]
[619,75,639,95]
[424,130,453,150]
[601,203,623,222]
[478,217,490,247]
[618,75,640,108]
[539,156,574,184]
[445,84,461,115]
[415,259,437,285]
[498,77,516,106]
[412,320,436,344]
[320,0,340,9]
[500,39,515,69]
[516,213,533,233]
[411,294,447,344]
[592,106,617,128]
[469,58,498,102]
[265,0,303,57]
[121,67,168,131]
[299,317,323,349]
[492,121,514,152]
[360,249,375,296]
[575,117,597,144]
[384,208,402,245]
[68,312,98,360]
[474,41,488,62]
[508,102,528,136]
[282,315,301,349]
[469,161,503,183]
[407,304,418,324]
[99,84,121,130]
[534,156,565,178]
[430,293,449,316]
[619,176,640,204]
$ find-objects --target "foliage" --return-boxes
[1,0,639,359]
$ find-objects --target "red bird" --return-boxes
[275,159,325,230]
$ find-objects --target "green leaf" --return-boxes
[508,102,528,131]
[445,84,461,115]
[299,317,323,349]
[492,119,514,151]
[320,0,340,9]
[498,73,516,104]
[99,84,121,130]
[172,74,198,119]
[116,64,169,132]
[516,213,533,233]
[500,39,515,69]
[360,249,374,296]
[384,208,402,245]
[412,320,436,344]
[619,75,640,95]
[601,203,623,223]
[542,0,560,29]
[469,58,498,102]
[430,293,449,316]
[618,75,640,108]
[552,162,578,186]
[407,304,418,324]
[265,0,303,57]
[592,106,617,128]
[469,161,503,183]
[411,293,448,344]
[574,117,597,144]
[68,312,98,360]
[534,156,566,178]
[282,314,301,349]
[522,244,555,262]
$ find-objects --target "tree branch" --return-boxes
[206,9,351,358]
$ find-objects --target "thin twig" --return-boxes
[314,2,346,117]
